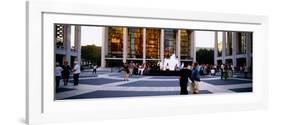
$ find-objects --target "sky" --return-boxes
[81,26,215,48]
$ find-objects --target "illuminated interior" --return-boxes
[180,29,191,60]
[127,28,143,58]
[164,29,177,58]
[108,27,123,58]
[146,28,160,59]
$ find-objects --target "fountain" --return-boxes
[147,54,181,76]
[162,54,180,71]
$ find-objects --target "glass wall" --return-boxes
[146,28,160,59]
[127,28,143,58]
[108,27,123,58]
[164,29,177,58]
[237,32,247,54]
[180,30,190,60]
[226,32,232,56]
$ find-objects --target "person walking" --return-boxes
[224,64,229,80]
[191,62,200,94]
[244,65,248,79]
[178,63,194,95]
[230,64,235,77]
[92,63,97,76]
[62,61,71,86]
[72,61,81,86]
[122,63,129,81]
[55,62,63,90]
[129,61,134,76]
[220,64,224,80]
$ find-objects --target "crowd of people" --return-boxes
[117,61,252,95]
[118,61,201,94]
[119,61,159,79]
[195,63,251,80]
[55,61,81,91]
[54,59,251,95]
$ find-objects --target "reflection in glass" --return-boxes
[127,28,143,58]
[108,27,123,58]
[226,32,232,56]
[237,32,247,54]
[164,29,177,58]
[146,28,160,59]
[180,30,190,60]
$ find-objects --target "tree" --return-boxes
[196,48,214,65]
[81,44,101,66]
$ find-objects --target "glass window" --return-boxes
[108,27,123,58]
[226,32,232,56]
[237,32,247,54]
[146,28,160,59]
[127,28,143,58]
[164,29,177,58]
[180,30,190,59]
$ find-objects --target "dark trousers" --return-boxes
[73,73,80,86]
[56,76,61,89]
[93,69,96,74]
[221,71,224,79]
[180,80,188,95]
[244,72,248,78]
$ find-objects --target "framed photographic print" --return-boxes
[26,0,268,124]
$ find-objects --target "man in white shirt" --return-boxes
[55,62,63,90]
[72,61,81,86]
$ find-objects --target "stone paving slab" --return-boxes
[202,79,252,85]
[65,90,212,99]
[120,80,179,87]
[75,78,123,85]
[56,88,76,93]
[230,87,252,92]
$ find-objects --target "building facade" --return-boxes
[101,27,196,67]
[214,31,253,69]
[55,24,81,66]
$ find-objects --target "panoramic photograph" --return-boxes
[54,24,253,100]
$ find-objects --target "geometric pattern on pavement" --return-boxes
[55,72,252,100]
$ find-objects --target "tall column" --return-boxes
[142,28,146,64]
[177,30,181,62]
[101,27,108,68]
[64,25,71,65]
[74,26,81,65]
[160,29,165,64]
[123,28,128,63]
[232,32,237,67]
[222,32,227,64]
[190,31,196,62]
[214,32,218,65]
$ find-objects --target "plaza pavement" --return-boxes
[55,71,252,100]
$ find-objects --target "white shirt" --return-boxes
[55,66,63,76]
[231,65,234,70]
[73,64,81,74]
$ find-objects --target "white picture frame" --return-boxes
[26,1,268,124]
